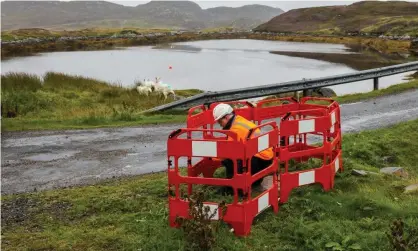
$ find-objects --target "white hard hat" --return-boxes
[213,103,233,121]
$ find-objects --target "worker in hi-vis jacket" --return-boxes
[211,103,274,194]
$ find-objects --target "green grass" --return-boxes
[2,119,418,251]
[1,115,187,131]
[335,79,418,104]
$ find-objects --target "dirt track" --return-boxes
[2,90,418,195]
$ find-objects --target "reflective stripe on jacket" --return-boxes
[229,115,274,160]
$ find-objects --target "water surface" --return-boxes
[1,39,412,95]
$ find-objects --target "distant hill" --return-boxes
[205,4,286,29]
[254,1,418,36]
[1,0,284,30]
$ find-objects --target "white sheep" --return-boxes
[136,85,152,96]
[153,80,176,100]
[161,86,176,100]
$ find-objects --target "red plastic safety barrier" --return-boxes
[169,96,343,236]
[167,122,279,236]
[278,101,342,203]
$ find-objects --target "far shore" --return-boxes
[1,30,415,60]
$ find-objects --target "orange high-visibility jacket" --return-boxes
[223,115,274,160]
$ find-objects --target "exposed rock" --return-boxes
[379,167,409,178]
[351,169,368,176]
[302,87,337,98]
[382,156,396,164]
[404,184,418,193]
[317,87,337,97]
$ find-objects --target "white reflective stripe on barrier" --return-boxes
[335,158,340,172]
[299,171,315,185]
[330,111,337,133]
[192,141,217,157]
[258,134,269,152]
[258,192,269,214]
[299,119,315,134]
[203,203,219,220]
[331,111,336,125]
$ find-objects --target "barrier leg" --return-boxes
[270,181,279,213]
[279,173,293,203]
[169,199,189,228]
[315,166,331,192]
[229,215,254,237]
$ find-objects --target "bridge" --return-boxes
[143,61,418,113]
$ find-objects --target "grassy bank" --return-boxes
[1,28,414,59]
[247,33,412,55]
[0,72,201,131]
[2,72,418,132]
[2,119,418,250]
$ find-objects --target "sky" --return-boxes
[111,0,359,11]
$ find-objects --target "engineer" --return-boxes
[212,103,274,193]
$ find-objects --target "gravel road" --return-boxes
[2,90,418,195]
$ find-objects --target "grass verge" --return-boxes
[2,73,417,132]
[2,119,418,250]
[335,78,418,104]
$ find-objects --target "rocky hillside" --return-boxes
[254,1,418,36]
[1,0,284,30]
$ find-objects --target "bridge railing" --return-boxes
[143,61,418,114]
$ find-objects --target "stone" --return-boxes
[379,167,409,178]
[404,184,418,193]
[317,87,337,97]
[352,169,368,176]
[260,175,274,191]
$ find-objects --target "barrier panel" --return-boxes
[167,122,279,236]
[168,96,343,236]
[278,104,342,203]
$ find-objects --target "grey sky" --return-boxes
[111,0,360,11]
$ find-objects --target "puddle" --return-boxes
[22,151,80,162]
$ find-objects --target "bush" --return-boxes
[175,190,227,251]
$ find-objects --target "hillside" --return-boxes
[0,0,284,30]
[254,1,418,36]
[206,4,285,28]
